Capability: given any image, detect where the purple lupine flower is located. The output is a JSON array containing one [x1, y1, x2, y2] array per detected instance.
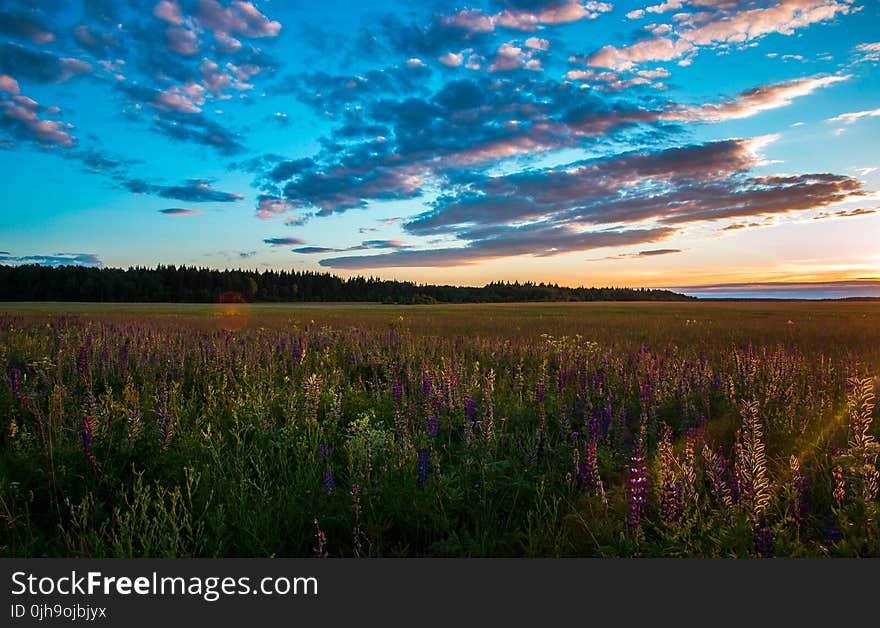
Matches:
[[464, 394, 476, 422], [788, 475, 810, 532], [753, 516, 774, 558], [392, 378, 403, 410], [10, 367, 22, 398], [821, 528, 842, 555], [535, 379, 545, 405], [417, 448, 431, 488], [729, 465, 741, 505], [569, 431, 580, 442], [588, 413, 601, 441], [557, 366, 566, 395], [119, 344, 129, 374], [627, 451, 648, 533], [575, 457, 588, 486], [323, 469, 335, 494], [77, 345, 89, 383], [421, 369, 432, 400], [426, 415, 439, 437]]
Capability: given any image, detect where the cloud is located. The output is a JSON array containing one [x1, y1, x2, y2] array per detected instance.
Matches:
[[291, 246, 337, 254], [813, 207, 876, 220], [256, 194, 295, 219], [0, 89, 75, 147], [439, 52, 465, 67], [156, 82, 206, 113], [587, 0, 854, 70], [125, 178, 243, 202], [151, 109, 245, 154], [672, 280, 880, 300], [73, 24, 122, 58], [292, 239, 411, 255], [406, 138, 772, 234], [341, 136, 867, 269], [827, 107, 880, 126], [0, 43, 92, 83], [488, 42, 543, 72], [197, 0, 282, 39], [0, 74, 19, 94], [524, 37, 549, 50], [159, 207, 205, 215], [720, 220, 770, 232], [165, 25, 200, 56], [264, 237, 307, 246], [154, 1, 184, 26], [596, 247, 684, 260], [0, 252, 104, 268], [274, 74, 682, 215], [853, 41, 880, 64], [447, 1, 613, 35], [637, 248, 682, 256], [666, 75, 850, 122], [319, 226, 674, 268], [0, 9, 55, 45], [72, 147, 135, 175]]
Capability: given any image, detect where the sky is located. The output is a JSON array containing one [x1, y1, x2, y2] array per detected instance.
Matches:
[[0, 0, 878, 298]]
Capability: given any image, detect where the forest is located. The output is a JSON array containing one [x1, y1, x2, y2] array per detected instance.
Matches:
[[0, 264, 694, 303]]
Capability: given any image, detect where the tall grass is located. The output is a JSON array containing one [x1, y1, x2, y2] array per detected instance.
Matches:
[[0, 302, 878, 556]]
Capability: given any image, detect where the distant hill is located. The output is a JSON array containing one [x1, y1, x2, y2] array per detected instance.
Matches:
[[0, 264, 695, 304]]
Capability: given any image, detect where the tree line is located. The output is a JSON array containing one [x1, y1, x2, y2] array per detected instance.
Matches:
[[0, 264, 695, 303]]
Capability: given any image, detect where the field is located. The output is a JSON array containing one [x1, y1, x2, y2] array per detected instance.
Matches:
[[1, 301, 878, 557]]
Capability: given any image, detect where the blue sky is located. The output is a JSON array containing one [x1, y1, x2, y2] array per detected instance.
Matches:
[[1, 0, 878, 297]]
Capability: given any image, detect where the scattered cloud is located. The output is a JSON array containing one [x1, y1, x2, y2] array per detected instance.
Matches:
[[125, 178, 244, 202], [0, 43, 92, 83], [264, 237, 307, 246], [159, 207, 206, 215], [587, 0, 855, 70], [813, 207, 876, 220], [0, 252, 104, 268], [666, 75, 849, 122], [827, 107, 880, 126], [0, 87, 75, 147]]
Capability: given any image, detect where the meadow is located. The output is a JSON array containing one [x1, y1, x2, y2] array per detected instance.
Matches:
[[1, 301, 878, 557]]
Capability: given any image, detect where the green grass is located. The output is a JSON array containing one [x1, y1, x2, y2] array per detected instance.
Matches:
[[1, 302, 878, 557]]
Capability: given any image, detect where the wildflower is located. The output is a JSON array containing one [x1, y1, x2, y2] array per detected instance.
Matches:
[[392, 378, 403, 410], [417, 447, 431, 487], [426, 414, 439, 438], [464, 394, 476, 422], [627, 449, 648, 533], [753, 516, 774, 558], [421, 369, 432, 401], [10, 367, 22, 399], [323, 469, 335, 494], [119, 344, 129, 375], [77, 345, 89, 384]]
